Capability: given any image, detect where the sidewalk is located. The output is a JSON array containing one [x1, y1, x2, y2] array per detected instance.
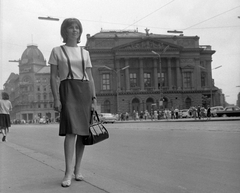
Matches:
[[1, 117, 239, 193], [115, 117, 240, 123], [0, 142, 109, 193]]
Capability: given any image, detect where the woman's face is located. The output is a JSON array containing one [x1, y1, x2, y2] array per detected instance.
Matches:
[[66, 23, 80, 42]]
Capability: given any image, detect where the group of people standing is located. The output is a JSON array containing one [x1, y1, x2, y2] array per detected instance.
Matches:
[[189, 105, 211, 120]]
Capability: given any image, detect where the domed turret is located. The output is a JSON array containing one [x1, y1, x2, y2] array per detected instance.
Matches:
[[20, 44, 46, 66]]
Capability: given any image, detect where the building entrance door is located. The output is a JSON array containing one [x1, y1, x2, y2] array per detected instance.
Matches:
[[132, 98, 140, 112]]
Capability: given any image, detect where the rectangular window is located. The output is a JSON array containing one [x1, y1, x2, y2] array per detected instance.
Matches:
[[144, 73, 151, 87], [183, 72, 192, 88], [43, 94, 47, 100], [43, 85, 47, 92], [130, 73, 137, 87], [201, 72, 206, 87], [157, 72, 165, 87], [37, 86, 40, 91], [102, 73, 110, 90], [37, 94, 41, 101]]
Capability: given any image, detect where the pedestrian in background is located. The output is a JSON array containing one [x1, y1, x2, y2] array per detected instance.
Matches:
[[207, 105, 211, 120], [49, 18, 97, 188], [197, 105, 201, 119], [171, 107, 175, 119], [0, 92, 12, 142], [200, 106, 206, 120]]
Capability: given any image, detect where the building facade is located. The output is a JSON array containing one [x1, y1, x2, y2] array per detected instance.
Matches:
[[86, 29, 221, 114]]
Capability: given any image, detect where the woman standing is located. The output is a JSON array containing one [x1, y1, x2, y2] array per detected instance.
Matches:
[[49, 18, 97, 187], [0, 92, 12, 142]]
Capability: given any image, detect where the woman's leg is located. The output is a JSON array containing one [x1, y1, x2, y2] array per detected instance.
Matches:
[[74, 135, 85, 177], [63, 134, 76, 180], [1, 127, 7, 141]]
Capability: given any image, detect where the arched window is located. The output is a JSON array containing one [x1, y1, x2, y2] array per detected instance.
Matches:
[[163, 97, 168, 109], [146, 98, 154, 112], [132, 98, 140, 112]]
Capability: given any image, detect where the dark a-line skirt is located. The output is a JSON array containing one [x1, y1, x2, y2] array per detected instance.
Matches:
[[0, 114, 11, 128], [59, 79, 92, 136]]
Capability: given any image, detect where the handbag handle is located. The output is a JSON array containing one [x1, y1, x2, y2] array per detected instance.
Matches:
[[90, 110, 101, 124]]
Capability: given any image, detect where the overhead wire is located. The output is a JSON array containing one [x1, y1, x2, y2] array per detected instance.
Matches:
[[3, 1, 240, 32], [122, 0, 176, 30], [183, 5, 240, 30]]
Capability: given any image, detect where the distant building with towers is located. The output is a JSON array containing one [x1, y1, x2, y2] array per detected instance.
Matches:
[[4, 44, 59, 122]]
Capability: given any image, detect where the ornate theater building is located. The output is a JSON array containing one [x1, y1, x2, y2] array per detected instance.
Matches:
[[86, 29, 222, 114]]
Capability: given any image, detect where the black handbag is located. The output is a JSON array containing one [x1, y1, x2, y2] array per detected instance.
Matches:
[[82, 111, 109, 145]]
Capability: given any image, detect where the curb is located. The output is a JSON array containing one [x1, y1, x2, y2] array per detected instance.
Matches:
[[114, 117, 240, 124]]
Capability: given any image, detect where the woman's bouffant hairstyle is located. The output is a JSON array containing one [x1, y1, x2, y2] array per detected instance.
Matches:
[[1, 92, 9, 100], [61, 18, 83, 43]]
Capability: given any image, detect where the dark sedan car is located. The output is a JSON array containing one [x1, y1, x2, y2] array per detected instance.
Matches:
[[216, 106, 240, 117]]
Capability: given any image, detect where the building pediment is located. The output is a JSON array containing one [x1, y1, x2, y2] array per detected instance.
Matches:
[[113, 38, 182, 51], [181, 64, 195, 69], [180, 58, 195, 69]]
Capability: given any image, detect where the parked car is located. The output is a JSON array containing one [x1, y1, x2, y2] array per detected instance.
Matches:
[[179, 109, 191, 118], [216, 106, 240, 117], [39, 118, 46, 124], [210, 106, 224, 117], [99, 113, 117, 123]]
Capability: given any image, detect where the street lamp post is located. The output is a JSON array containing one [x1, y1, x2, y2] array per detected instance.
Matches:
[[152, 46, 169, 109], [103, 65, 129, 113], [210, 65, 222, 107]]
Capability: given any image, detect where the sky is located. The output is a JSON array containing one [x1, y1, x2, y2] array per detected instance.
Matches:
[[1, 0, 240, 104]]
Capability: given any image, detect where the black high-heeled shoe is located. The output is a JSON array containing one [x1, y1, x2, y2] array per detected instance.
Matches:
[[2, 136, 6, 142]]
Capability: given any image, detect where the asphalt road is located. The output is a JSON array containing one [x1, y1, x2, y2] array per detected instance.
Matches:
[[3, 121, 240, 193]]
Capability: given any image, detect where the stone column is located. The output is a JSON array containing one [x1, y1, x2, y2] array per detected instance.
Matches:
[[125, 58, 130, 91], [139, 58, 144, 91], [167, 58, 172, 90], [194, 58, 201, 89], [115, 59, 120, 92], [206, 60, 212, 87], [176, 58, 181, 89], [153, 58, 158, 90]]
